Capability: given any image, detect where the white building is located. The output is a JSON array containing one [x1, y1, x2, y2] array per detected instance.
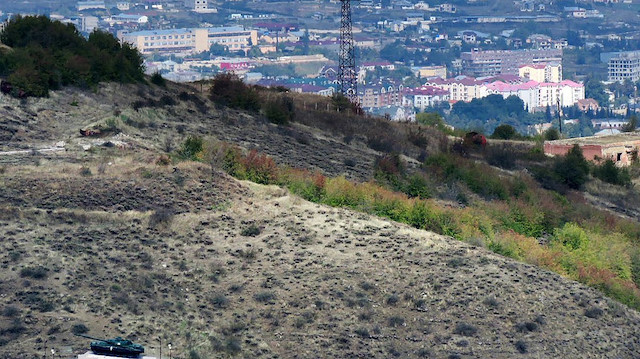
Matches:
[[77, 0, 106, 11], [184, 0, 216, 12], [483, 79, 584, 110], [110, 14, 148, 24], [608, 51, 640, 83], [403, 86, 450, 111], [116, 2, 130, 11]]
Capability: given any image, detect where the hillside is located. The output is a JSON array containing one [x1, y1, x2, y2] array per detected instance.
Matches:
[[1, 82, 640, 358]]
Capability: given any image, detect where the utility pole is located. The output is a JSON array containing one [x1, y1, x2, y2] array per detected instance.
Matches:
[[557, 98, 562, 135]]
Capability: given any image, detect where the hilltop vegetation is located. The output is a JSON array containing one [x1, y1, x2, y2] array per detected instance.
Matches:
[[0, 15, 144, 97]]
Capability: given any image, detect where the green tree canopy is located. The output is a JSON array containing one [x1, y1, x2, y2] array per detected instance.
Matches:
[[554, 144, 590, 189], [0, 15, 144, 97]]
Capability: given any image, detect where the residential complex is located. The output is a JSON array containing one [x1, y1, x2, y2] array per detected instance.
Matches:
[[483, 79, 584, 110], [357, 82, 404, 108], [424, 75, 584, 111], [460, 48, 563, 77], [519, 63, 562, 83], [120, 26, 257, 54], [402, 86, 450, 111], [607, 51, 640, 83]]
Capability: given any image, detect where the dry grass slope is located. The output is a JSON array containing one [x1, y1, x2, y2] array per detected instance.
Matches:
[[1, 82, 640, 358]]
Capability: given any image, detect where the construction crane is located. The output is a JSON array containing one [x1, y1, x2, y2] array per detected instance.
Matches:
[[338, 0, 358, 105]]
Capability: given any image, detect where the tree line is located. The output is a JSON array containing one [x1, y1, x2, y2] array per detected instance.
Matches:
[[0, 15, 145, 97]]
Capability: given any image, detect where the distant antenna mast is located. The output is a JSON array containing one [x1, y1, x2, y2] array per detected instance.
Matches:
[[338, 0, 358, 104]]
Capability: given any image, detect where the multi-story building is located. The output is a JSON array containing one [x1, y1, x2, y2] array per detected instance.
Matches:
[[413, 65, 447, 79], [424, 77, 482, 102], [460, 48, 562, 77], [77, 0, 106, 11], [184, 0, 208, 11], [519, 63, 562, 83], [357, 82, 404, 108], [483, 79, 584, 110], [402, 86, 450, 111], [608, 51, 640, 82], [116, 2, 130, 11], [110, 14, 148, 24], [121, 28, 210, 54], [207, 26, 257, 52], [120, 26, 257, 55]]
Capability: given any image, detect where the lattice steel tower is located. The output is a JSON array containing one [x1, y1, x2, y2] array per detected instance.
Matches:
[[338, 0, 358, 104]]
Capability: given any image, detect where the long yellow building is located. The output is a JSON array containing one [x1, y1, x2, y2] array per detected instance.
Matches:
[[120, 26, 257, 55]]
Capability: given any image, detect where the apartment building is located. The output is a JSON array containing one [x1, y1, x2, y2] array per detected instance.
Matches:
[[121, 26, 257, 54], [402, 86, 450, 111], [483, 79, 584, 110], [357, 82, 404, 108], [608, 51, 640, 82], [413, 65, 447, 79], [519, 63, 562, 83], [424, 77, 482, 102], [460, 48, 562, 77]]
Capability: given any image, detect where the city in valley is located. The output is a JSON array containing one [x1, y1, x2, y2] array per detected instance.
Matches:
[[3, 0, 640, 135]]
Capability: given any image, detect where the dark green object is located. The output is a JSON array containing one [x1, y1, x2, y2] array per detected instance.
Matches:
[[76, 334, 144, 358]]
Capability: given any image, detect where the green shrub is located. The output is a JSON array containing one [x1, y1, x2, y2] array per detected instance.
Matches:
[[209, 293, 229, 308], [487, 240, 518, 258], [491, 124, 518, 140], [264, 96, 294, 125], [593, 159, 631, 186], [554, 144, 590, 189], [240, 224, 261, 237], [209, 73, 260, 111], [453, 322, 477, 336], [544, 128, 560, 141], [150, 72, 166, 87], [20, 266, 48, 279], [553, 222, 588, 250], [178, 136, 203, 161], [254, 291, 276, 303], [374, 153, 405, 189], [79, 166, 92, 177], [632, 249, 640, 287], [404, 174, 432, 199], [71, 324, 89, 335], [502, 207, 544, 238], [0, 16, 144, 97]]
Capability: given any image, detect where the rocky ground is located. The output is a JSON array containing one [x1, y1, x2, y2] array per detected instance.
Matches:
[[1, 84, 640, 358]]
